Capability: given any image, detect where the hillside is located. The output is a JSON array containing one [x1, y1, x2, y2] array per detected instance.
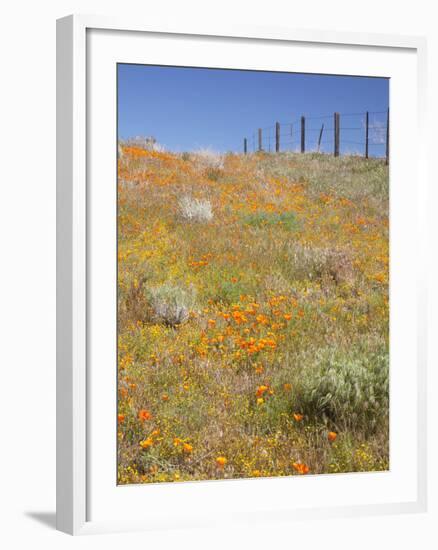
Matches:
[[117, 147, 389, 484]]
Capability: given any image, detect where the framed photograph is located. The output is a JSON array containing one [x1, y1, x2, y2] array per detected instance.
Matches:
[[57, 15, 427, 535]]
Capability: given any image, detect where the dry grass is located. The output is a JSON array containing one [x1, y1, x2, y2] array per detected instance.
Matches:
[[117, 147, 389, 484]]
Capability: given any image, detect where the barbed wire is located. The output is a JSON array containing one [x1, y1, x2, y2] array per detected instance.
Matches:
[[243, 109, 389, 160]]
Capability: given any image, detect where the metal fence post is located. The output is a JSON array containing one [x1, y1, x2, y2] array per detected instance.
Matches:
[[334, 112, 340, 157], [365, 111, 369, 159]]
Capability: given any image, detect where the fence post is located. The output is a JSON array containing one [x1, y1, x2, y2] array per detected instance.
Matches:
[[365, 111, 369, 159], [385, 108, 389, 165], [317, 123, 324, 152], [301, 116, 305, 153], [334, 112, 340, 157], [275, 122, 280, 153], [244, 138, 247, 155], [258, 128, 262, 152]]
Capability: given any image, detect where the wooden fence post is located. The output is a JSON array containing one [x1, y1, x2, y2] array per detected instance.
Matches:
[[301, 116, 305, 153], [275, 122, 280, 153], [258, 128, 262, 152], [334, 112, 340, 157], [365, 111, 369, 159], [317, 123, 324, 152], [244, 138, 247, 155], [385, 108, 389, 165]]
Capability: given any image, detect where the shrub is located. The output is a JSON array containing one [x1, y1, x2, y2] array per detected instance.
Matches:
[[147, 284, 196, 327], [296, 350, 389, 434], [178, 196, 213, 222], [205, 167, 222, 182], [242, 211, 299, 231], [213, 280, 248, 305], [285, 244, 352, 285], [125, 135, 165, 152], [192, 148, 224, 170], [118, 263, 154, 328]]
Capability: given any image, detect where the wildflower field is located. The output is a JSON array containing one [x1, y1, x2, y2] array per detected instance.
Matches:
[[117, 146, 389, 484]]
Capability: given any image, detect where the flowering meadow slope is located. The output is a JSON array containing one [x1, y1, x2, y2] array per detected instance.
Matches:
[[117, 147, 389, 484]]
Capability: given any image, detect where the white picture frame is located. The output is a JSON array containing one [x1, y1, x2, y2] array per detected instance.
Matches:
[[56, 14, 428, 535]]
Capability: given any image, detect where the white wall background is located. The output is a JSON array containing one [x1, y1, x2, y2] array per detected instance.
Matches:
[[0, 1, 436, 548]]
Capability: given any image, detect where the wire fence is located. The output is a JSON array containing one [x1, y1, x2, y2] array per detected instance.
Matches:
[[243, 110, 389, 164]]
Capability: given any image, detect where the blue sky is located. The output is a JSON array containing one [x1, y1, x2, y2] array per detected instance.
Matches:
[[118, 64, 389, 156]]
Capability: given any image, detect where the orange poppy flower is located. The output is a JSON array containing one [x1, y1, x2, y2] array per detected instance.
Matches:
[[161, 394, 169, 402], [139, 438, 154, 449], [293, 413, 304, 422], [183, 443, 193, 454], [283, 383, 292, 392], [256, 314, 268, 325], [292, 462, 310, 475], [328, 431, 337, 442], [256, 385, 269, 398], [138, 409, 152, 422], [283, 313, 292, 321], [117, 414, 125, 424], [216, 456, 227, 468]]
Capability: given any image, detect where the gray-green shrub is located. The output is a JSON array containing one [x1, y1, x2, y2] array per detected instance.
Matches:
[[146, 284, 196, 327], [296, 350, 389, 434]]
